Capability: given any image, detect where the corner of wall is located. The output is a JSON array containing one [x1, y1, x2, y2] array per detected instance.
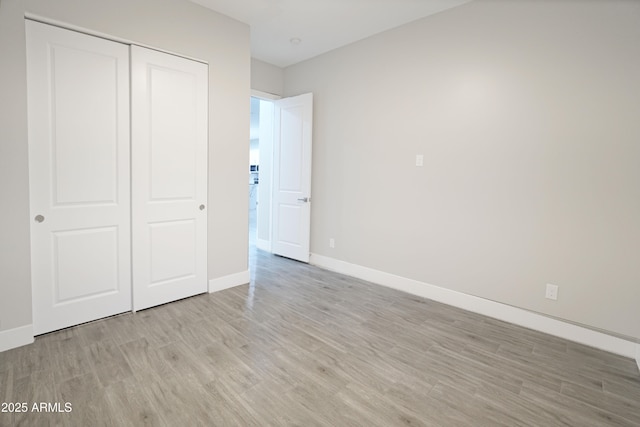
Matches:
[[0, 324, 34, 353], [208, 270, 250, 293], [250, 57, 284, 97]]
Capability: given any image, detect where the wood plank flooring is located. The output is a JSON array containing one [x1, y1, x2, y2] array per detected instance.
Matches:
[[1, 248, 639, 426]]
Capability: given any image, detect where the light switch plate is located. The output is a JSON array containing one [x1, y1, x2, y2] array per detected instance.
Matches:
[[545, 284, 558, 300]]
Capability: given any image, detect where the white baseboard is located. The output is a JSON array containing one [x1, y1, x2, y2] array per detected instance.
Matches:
[[0, 324, 34, 353], [310, 253, 638, 359], [208, 270, 250, 293]]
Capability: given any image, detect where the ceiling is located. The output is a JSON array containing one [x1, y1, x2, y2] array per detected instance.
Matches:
[[190, 0, 472, 68]]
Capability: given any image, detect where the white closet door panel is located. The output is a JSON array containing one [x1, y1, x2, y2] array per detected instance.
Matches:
[[131, 46, 208, 311], [149, 220, 197, 284], [52, 46, 120, 205], [54, 227, 120, 301], [27, 21, 132, 335], [149, 68, 198, 200]]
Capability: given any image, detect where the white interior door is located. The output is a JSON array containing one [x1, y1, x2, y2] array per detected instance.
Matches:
[[131, 46, 208, 311], [27, 21, 132, 335], [272, 93, 313, 262]]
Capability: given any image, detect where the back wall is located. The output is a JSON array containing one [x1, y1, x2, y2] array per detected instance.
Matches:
[[284, 0, 640, 340]]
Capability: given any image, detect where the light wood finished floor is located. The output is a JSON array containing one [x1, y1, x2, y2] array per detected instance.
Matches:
[[1, 249, 639, 426]]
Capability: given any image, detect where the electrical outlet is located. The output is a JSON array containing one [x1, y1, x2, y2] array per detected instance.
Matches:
[[545, 284, 558, 300], [415, 154, 424, 167], [329, 238, 335, 248]]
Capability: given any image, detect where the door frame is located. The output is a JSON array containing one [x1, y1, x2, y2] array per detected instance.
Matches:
[[250, 90, 281, 253]]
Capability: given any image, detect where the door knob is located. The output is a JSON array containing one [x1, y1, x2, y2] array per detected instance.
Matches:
[[35, 214, 45, 223], [297, 197, 309, 203], [199, 204, 206, 211]]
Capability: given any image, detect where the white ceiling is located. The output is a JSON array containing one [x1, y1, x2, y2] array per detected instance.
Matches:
[[190, 0, 472, 67]]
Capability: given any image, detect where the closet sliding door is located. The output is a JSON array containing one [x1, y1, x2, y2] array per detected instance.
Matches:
[[27, 21, 132, 335], [131, 46, 208, 311], [27, 22, 208, 334]]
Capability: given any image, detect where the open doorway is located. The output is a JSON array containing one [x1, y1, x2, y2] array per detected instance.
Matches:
[[249, 94, 277, 253], [249, 97, 260, 248], [249, 92, 314, 262]]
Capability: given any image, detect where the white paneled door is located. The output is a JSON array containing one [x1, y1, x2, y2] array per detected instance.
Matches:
[[131, 46, 208, 311], [27, 22, 209, 333], [27, 21, 132, 334], [272, 93, 313, 262]]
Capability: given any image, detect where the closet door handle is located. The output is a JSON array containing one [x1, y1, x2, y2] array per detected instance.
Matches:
[[199, 204, 206, 211], [34, 214, 45, 223]]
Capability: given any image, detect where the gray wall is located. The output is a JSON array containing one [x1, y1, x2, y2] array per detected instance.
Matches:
[[284, 0, 640, 339], [251, 58, 285, 96], [0, 0, 250, 334]]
